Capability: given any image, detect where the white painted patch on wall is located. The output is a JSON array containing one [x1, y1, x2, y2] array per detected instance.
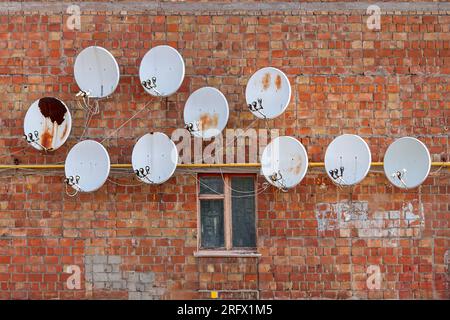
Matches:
[[315, 200, 424, 238], [402, 202, 424, 227], [315, 200, 368, 232]]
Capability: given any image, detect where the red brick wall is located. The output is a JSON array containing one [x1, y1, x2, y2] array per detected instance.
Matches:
[[0, 2, 448, 299]]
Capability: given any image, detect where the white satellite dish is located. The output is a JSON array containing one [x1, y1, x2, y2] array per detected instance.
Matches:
[[64, 140, 110, 192], [23, 97, 72, 151], [139, 45, 185, 97], [74, 46, 120, 98], [245, 67, 291, 119], [261, 136, 308, 190], [383, 137, 431, 189], [325, 134, 371, 186], [131, 132, 178, 184], [183, 87, 229, 139]]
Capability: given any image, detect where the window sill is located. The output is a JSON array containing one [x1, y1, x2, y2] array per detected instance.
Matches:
[[194, 250, 261, 258]]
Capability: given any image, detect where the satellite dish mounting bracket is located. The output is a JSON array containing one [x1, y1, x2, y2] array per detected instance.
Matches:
[[392, 168, 408, 188], [141, 76, 161, 96], [76, 90, 100, 115], [65, 175, 81, 186], [270, 170, 288, 192], [64, 175, 82, 196], [134, 166, 153, 183], [248, 98, 266, 119], [329, 166, 344, 180], [76, 90, 91, 98], [24, 130, 39, 144], [329, 166, 348, 185], [23, 131, 52, 152], [185, 122, 200, 134]]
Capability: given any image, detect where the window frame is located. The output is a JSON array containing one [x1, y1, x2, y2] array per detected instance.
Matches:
[[195, 173, 259, 257]]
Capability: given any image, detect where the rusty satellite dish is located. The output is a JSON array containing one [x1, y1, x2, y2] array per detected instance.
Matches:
[[139, 45, 185, 97], [383, 137, 431, 189], [245, 67, 291, 119], [261, 136, 308, 190], [64, 140, 110, 192], [23, 97, 72, 152], [325, 134, 371, 186], [183, 87, 229, 139], [131, 132, 178, 184], [74, 46, 120, 98]]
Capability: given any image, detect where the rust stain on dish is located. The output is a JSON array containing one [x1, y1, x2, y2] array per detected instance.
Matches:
[[262, 73, 271, 90], [38, 97, 67, 125], [199, 113, 219, 131], [40, 130, 53, 150], [61, 122, 68, 140], [289, 155, 302, 175], [275, 75, 282, 90], [37, 97, 68, 150]]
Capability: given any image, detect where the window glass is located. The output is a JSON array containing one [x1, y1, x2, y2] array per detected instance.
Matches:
[[199, 177, 224, 195], [231, 177, 256, 248], [200, 199, 224, 248]]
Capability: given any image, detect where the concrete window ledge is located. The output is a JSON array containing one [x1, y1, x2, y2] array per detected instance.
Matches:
[[194, 251, 261, 258]]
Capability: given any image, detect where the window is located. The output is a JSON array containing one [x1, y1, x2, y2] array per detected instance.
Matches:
[[197, 174, 257, 253]]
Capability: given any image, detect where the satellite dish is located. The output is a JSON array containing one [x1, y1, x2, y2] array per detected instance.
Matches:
[[139, 45, 185, 97], [261, 136, 308, 190], [23, 97, 72, 151], [325, 134, 371, 186], [383, 137, 431, 189], [245, 67, 291, 119], [183, 87, 229, 139], [64, 140, 110, 192], [131, 132, 178, 184], [74, 46, 120, 98]]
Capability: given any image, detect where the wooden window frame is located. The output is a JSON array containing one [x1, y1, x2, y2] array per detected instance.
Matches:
[[195, 173, 260, 258]]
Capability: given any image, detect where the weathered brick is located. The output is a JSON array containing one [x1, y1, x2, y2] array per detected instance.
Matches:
[[0, 1, 448, 302]]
